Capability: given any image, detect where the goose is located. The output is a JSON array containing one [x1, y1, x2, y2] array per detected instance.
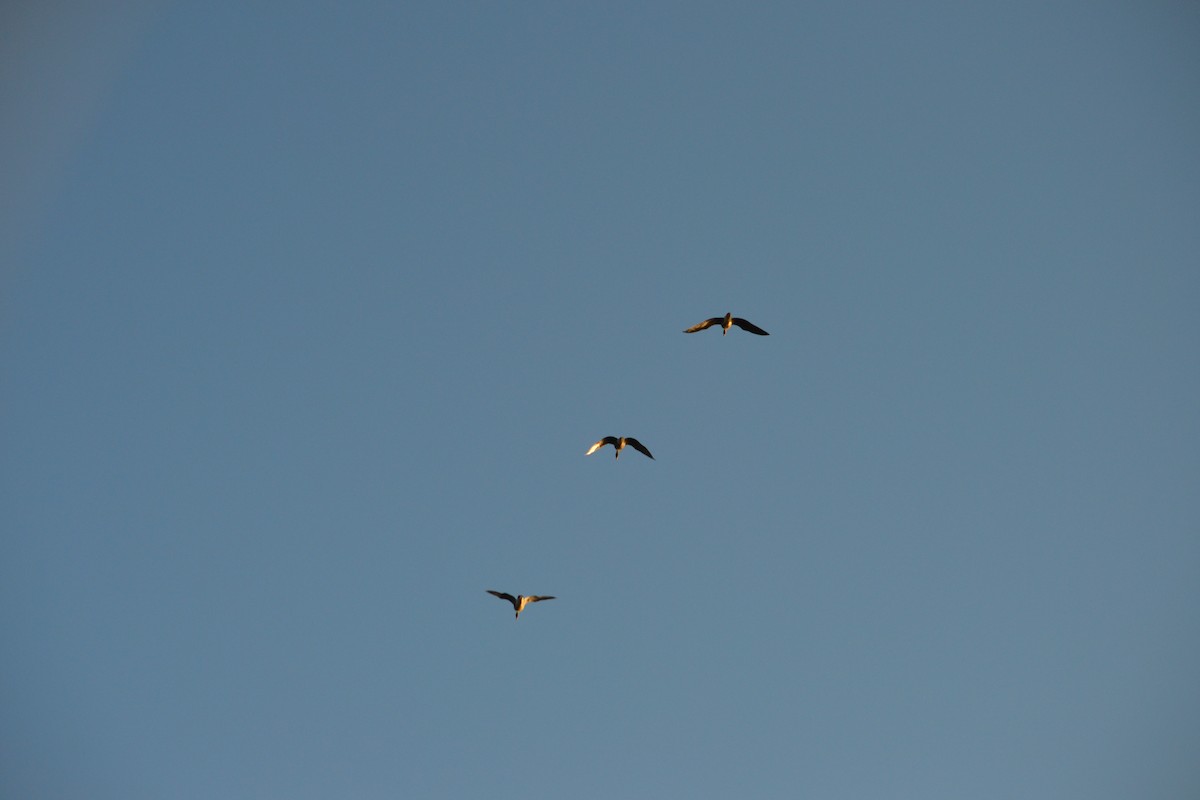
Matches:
[[585, 436, 654, 460], [487, 590, 556, 620], [683, 312, 769, 336]]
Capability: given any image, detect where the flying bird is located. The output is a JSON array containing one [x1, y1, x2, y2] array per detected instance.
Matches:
[[682, 312, 769, 336], [487, 590, 556, 620], [585, 436, 655, 460]]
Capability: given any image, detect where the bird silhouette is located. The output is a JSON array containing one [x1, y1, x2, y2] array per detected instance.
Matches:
[[487, 590, 556, 620], [683, 312, 769, 336], [585, 436, 654, 460]]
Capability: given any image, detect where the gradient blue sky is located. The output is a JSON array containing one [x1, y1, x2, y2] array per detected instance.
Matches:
[[3, 2, 1199, 798]]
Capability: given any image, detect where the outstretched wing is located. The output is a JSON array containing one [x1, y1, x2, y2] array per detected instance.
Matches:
[[624, 437, 655, 460], [586, 436, 619, 455], [527, 595, 556, 603], [731, 317, 769, 336], [487, 590, 518, 609], [683, 317, 722, 334]]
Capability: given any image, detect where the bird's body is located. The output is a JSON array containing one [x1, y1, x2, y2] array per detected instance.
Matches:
[[683, 312, 769, 336], [585, 435, 654, 460], [487, 590, 556, 620]]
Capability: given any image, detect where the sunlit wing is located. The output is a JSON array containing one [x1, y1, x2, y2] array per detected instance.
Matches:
[[586, 437, 619, 455], [624, 437, 655, 460], [682, 317, 722, 333], [528, 595, 556, 603], [731, 317, 769, 336]]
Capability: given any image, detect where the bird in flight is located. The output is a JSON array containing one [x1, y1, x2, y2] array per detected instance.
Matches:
[[585, 436, 655, 460], [683, 312, 769, 336], [487, 590, 556, 620]]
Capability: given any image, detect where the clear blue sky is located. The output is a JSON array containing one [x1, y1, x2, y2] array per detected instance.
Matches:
[[3, 2, 1198, 798]]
